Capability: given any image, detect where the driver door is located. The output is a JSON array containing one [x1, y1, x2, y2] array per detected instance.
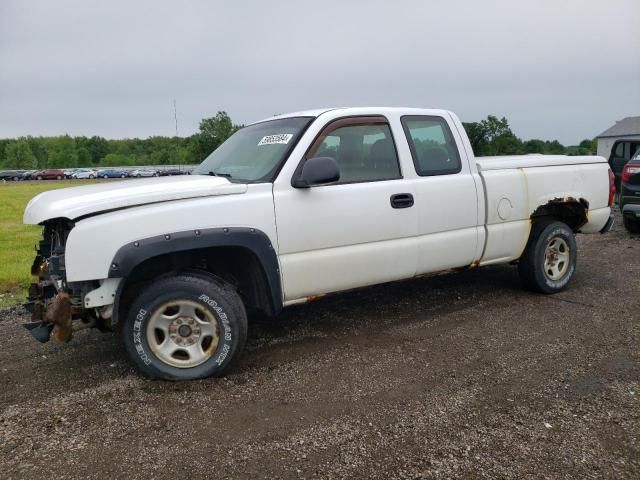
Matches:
[[273, 116, 418, 302]]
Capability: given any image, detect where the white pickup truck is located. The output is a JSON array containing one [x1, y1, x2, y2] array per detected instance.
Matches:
[[23, 107, 615, 379]]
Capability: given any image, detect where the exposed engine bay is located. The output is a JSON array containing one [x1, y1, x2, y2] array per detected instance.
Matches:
[[24, 219, 110, 343]]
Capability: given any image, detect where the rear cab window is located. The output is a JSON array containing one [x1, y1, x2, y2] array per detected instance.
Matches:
[[401, 116, 462, 176]]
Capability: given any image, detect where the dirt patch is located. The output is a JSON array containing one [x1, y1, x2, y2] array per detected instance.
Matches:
[[0, 209, 638, 479]]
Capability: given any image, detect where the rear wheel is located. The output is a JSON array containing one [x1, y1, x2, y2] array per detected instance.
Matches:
[[36, 175, 42, 180], [122, 273, 247, 380], [623, 216, 640, 234], [518, 221, 577, 293]]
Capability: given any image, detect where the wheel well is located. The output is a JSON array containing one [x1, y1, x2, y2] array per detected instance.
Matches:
[[530, 197, 589, 232], [115, 246, 277, 325]]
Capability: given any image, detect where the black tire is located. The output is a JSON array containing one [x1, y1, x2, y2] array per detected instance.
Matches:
[[103, 175, 108, 179], [518, 221, 577, 294], [623, 216, 640, 234], [36, 175, 42, 180], [12, 176, 19, 181], [122, 273, 247, 380]]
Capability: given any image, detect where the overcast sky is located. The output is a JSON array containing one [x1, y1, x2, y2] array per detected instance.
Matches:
[[1, 0, 639, 144]]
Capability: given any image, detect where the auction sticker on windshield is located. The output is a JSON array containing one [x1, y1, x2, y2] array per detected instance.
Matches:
[[258, 134, 293, 146]]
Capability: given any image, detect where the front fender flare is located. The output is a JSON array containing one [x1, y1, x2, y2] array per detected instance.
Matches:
[[108, 227, 282, 314]]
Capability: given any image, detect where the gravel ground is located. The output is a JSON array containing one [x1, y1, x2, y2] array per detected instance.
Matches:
[[0, 210, 638, 479]]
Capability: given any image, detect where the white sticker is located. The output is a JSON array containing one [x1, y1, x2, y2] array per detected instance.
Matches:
[[258, 134, 293, 146]]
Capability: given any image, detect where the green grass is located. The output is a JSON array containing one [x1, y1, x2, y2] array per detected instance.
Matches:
[[0, 180, 98, 307]]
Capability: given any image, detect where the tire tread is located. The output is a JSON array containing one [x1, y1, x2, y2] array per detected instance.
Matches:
[[122, 272, 247, 380]]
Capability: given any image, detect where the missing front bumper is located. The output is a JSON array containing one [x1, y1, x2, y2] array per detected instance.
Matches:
[[23, 290, 73, 343]]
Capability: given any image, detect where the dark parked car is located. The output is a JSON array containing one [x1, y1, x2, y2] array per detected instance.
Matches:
[[158, 167, 187, 176], [620, 153, 640, 233], [35, 169, 65, 180], [0, 170, 24, 181], [22, 170, 38, 180], [97, 168, 128, 178], [608, 139, 640, 191]]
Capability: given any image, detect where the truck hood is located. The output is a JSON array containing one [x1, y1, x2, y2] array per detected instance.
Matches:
[[24, 175, 247, 224]]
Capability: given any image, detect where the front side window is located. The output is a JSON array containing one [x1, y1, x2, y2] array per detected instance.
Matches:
[[306, 117, 401, 184], [401, 116, 462, 176], [193, 117, 313, 182]]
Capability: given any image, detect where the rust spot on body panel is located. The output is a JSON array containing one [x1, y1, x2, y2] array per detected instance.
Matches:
[[530, 197, 589, 231], [46, 292, 73, 342], [304, 294, 326, 303]]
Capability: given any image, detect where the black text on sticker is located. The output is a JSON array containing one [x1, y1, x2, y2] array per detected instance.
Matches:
[[258, 134, 293, 146]]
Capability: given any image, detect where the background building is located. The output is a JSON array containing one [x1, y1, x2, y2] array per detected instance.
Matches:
[[596, 116, 640, 158]]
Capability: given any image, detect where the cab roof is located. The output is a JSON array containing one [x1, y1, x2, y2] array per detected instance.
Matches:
[[253, 107, 453, 125]]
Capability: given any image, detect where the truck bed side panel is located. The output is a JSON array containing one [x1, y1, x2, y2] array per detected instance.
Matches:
[[479, 162, 610, 265]]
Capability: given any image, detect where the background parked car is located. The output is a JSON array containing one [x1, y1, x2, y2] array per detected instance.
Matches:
[[97, 168, 128, 178], [158, 167, 187, 176], [0, 170, 24, 181], [620, 152, 640, 233], [72, 168, 97, 179], [21, 170, 38, 180], [130, 168, 159, 177], [608, 139, 640, 192], [63, 169, 77, 179], [35, 169, 65, 180]]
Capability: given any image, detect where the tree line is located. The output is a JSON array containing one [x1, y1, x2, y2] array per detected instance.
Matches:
[[0, 111, 242, 170], [0, 112, 595, 170], [462, 116, 595, 157]]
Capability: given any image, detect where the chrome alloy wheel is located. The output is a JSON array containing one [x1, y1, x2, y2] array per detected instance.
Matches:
[[146, 300, 220, 368], [544, 236, 570, 281]]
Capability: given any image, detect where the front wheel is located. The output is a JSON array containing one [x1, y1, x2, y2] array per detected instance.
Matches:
[[122, 273, 247, 380], [518, 221, 577, 293]]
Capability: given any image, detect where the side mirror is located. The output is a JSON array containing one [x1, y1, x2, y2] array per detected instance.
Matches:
[[293, 157, 340, 188]]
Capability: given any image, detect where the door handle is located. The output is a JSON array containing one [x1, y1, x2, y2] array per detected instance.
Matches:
[[390, 193, 414, 209]]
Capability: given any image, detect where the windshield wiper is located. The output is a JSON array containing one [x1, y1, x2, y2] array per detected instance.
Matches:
[[208, 170, 232, 178]]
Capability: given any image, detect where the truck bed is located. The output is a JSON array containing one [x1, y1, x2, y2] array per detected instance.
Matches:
[[476, 155, 611, 266]]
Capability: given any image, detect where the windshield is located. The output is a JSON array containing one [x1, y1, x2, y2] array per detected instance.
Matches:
[[193, 117, 313, 182]]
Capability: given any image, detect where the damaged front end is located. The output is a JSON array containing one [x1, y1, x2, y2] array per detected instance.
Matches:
[[23, 219, 109, 343]]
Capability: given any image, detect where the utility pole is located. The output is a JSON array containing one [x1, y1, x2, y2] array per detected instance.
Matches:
[[173, 99, 178, 137]]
